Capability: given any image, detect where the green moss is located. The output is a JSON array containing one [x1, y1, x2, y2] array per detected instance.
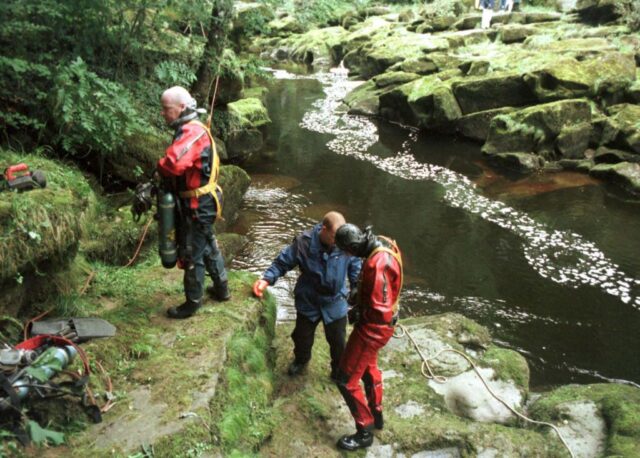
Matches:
[[481, 346, 530, 394], [0, 149, 97, 286], [227, 98, 271, 130], [530, 383, 640, 456]]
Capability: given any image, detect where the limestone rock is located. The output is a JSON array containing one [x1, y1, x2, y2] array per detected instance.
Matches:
[[590, 162, 640, 194], [457, 107, 516, 142], [555, 122, 592, 159], [452, 73, 536, 115], [483, 99, 592, 157], [524, 52, 636, 103], [575, 0, 633, 24], [606, 103, 640, 154]]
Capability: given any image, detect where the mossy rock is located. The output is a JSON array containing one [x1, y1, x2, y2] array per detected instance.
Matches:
[[267, 15, 305, 36], [0, 151, 96, 288], [456, 107, 516, 142], [575, 0, 633, 24], [82, 200, 156, 266], [278, 26, 348, 66], [606, 103, 640, 154], [523, 52, 636, 103], [216, 165, 251, 232], [343, 80, 384, 116], [215, 48, 246, 105], [483, 99, 592, 156], [484, 151, 546, 173], [373, 71, 421, 89], [529, 383, 640, 456], [555, 122, 592, 159], [498, 24, 539, 44], [109, 130, 166, 184], [227, 97, 271, 130], [590, 162, 640, 194], [452, 72, 537, 115]]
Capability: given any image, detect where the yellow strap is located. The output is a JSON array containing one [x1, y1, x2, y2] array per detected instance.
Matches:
[[178, 120, 223, 219], [366, 236, 403, 314]]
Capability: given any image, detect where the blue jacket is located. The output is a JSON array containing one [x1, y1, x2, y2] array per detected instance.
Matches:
[[262, 223, 362, 324]]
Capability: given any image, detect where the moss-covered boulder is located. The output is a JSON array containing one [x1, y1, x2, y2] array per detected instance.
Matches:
[[456, 107, 516, 142], [483, 99, 592, 158], [267, 15, 305, 36], [593, 146, 640, 164], [606, 104, 640, 154], [498, 24, 539, 44], [575, 0, 633, 24], [343, 80, 385, 116], [227, 97, 271, 130], [452, 73, 536, 115], [225, 97, 271, 162], [0, 151, 97, 314], [523, 52, 636, 103], [485, 152, 546, 173], [373, 71, 421, 89], [108, 130, 166, 184], [407, 76, 462, 128], [590, 162, 640, 194], [216, 164, 251, 232], [529, 383, 640, 457], [274, 26, 348, 66]]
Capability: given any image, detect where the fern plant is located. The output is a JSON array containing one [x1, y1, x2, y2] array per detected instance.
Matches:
[[53, 57, 146, 157]]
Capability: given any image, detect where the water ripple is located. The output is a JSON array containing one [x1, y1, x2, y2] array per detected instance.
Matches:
[[299, 70, 640, 309]]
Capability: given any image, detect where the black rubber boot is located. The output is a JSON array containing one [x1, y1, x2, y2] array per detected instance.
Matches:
[[166, 299, 201, 319], [337, 429, 373, 451], [287, 360, 307, 377], [373, 410, 384, 430], [207, 281, 231, 301]]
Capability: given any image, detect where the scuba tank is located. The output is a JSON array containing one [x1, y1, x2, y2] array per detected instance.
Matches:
[[157, 190, 177, 268]]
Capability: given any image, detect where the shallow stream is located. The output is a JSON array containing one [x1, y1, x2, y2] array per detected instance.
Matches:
[[231, 67, 640, 388]]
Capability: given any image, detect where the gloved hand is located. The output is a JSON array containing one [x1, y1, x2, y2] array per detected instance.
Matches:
[[348, 306, 360, 325], [252, 279, 269, 298], [347, 287, 358, 306]]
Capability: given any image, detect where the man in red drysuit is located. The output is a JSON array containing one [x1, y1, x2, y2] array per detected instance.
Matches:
[[333, 224, 403, 451], [157, 86, 229, 319]]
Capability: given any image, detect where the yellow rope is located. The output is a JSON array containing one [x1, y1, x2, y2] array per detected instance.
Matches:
[[395, 324, 575, 458]]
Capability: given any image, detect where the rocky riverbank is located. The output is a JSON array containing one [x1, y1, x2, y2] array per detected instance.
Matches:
[[252, 1, 640, 195]]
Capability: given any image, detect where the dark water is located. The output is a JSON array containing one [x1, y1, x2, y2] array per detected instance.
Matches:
[[231, 69, 640, 388]]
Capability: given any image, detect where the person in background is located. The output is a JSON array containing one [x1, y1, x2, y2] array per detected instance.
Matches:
[[476, 0, 495, 28], [333, 224, 403, 451], [252, 212, 361, 379], [157, 86, 230, 319]]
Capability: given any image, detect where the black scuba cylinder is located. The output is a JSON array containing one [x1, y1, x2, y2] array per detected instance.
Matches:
[[158, 190, 177, 268]]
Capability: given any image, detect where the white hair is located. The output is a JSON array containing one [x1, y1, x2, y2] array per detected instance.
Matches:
[[162, 86, 196, 109]]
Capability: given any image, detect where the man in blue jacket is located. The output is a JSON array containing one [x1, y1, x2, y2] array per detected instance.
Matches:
[[252, 212, 361, 379]]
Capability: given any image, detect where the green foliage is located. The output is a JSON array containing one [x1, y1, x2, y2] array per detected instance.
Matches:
[[290, 0, 371, 27], [628, 0, 640, 32], [53, 57, 146, 157], [154, 60, 198, 87]]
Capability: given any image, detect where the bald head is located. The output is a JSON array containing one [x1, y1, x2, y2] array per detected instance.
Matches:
[[162, 86, 193, 105], [160, 86, 195, 125], [319, 211, 346, 247]]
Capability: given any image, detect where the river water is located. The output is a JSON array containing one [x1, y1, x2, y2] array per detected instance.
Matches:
[[230, 68, 640, 388]]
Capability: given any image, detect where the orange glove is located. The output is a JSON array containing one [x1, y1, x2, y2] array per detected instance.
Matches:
[[253, 279, 269, 298]]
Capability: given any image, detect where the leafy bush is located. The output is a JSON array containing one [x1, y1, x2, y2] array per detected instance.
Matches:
[[153, 61, 198, 87], [53, 58, 146, 157]]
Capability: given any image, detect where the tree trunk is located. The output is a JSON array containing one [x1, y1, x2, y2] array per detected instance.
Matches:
[[192, 0, 233, 105]]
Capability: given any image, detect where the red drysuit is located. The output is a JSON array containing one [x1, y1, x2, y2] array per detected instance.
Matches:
[[337, 237, 402, 431]]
